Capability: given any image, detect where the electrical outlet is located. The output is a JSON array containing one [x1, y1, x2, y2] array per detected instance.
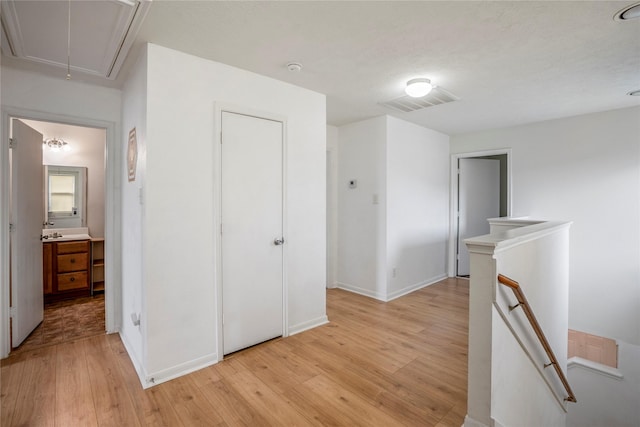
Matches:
[[131, 312, 141, 326]]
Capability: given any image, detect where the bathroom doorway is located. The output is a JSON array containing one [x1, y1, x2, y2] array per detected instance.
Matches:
[[10, 117, 107, 351]]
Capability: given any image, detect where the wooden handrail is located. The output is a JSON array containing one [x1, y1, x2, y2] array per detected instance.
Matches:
[[497, 274, 577, 403]]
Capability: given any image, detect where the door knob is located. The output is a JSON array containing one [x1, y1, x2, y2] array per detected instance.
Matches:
[[274, 238, 285, 246]]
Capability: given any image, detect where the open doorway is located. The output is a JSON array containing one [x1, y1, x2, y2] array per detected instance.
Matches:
[[9, 117, 106, 353], [450, 150, 510, 278]]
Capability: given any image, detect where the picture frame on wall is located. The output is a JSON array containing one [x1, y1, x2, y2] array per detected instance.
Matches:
[[128, 127, 137, 182]]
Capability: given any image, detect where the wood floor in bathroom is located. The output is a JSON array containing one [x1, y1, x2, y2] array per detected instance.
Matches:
[[13, 294, 105, 353]]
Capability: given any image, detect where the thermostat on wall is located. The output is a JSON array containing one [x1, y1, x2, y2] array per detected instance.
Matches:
[[349, 179, 357, 189]]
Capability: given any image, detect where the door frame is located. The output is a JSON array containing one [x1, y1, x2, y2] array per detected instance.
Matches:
[[0, 106, 121, 358], [448, 149, 512, 278], [214, 104, 288, 361]]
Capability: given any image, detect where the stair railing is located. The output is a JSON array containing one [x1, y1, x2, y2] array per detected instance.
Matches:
[[497, 274, 577, 403]]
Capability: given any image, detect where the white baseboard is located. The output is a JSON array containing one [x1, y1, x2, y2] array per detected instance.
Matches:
[[335, 282, 387, 301], [463, 414, 490, 427], [386, 274, 448, 301], [142, 352, 218, 389], [337, 274, 448, 302], [289, 315, 329, 336]]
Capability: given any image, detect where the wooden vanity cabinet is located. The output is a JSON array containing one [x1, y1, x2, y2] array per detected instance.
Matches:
[[43, 240, 91, 302], [43, 242, 54, 295]]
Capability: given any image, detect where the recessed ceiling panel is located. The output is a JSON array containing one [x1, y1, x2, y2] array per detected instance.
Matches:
[[1, 0, 150, 79]]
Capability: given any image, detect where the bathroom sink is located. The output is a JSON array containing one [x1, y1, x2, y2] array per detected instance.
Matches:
[[42, 233, 91, 242], [42, 227, 91, 242]]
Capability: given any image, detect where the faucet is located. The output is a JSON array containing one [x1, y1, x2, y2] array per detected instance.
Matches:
[[42, 232, 63, 240]]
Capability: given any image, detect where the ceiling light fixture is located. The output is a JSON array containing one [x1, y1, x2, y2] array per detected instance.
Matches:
[[405, 78, 433, 98], [44, 138, 71, 152], [628, 89, 640, 96], [614, 2, 640, 20]]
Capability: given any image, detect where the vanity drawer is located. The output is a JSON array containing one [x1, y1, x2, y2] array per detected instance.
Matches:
[[56, 240, 90, 255], [57, 272, 88, 291], [57, 253, 89, 273]]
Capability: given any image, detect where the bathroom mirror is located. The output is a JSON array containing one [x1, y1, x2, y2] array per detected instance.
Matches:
[[43, 165, 87, 229]]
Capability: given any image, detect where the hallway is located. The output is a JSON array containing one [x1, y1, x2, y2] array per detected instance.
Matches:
[[2, 278, 468, 426]]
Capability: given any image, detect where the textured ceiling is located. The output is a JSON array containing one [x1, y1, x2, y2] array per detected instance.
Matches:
[[3, 1, 640, 135]]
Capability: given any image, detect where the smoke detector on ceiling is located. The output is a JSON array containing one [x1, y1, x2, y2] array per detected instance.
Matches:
[[286, 62, 303, 72]]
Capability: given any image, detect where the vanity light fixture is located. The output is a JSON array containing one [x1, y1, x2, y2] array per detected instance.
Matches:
[[44, 137, 71, 152], [405, 78, 433, 98], [614, 2, 640, 20]]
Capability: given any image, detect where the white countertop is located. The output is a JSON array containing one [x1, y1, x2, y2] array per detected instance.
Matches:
[[42, 227, 91, 242], [42, 234, 92, 242]]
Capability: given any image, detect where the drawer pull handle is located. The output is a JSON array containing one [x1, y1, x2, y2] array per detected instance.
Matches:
[[70, 277, 75, 282], [70, 258, 75, 263]]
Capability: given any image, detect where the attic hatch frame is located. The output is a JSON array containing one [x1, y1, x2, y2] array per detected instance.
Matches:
[[0, 0, 152, 80]]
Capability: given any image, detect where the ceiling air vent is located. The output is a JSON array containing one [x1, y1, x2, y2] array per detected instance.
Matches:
[[380, 86, 460, 113]]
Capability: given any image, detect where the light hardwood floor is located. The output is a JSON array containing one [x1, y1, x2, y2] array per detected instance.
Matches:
[[1, 278, 469, 426]]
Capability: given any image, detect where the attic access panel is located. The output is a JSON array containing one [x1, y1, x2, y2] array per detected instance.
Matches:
[[1, 0, 150, 80]]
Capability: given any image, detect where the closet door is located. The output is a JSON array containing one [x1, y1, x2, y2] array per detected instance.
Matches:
[[221, 111, 284, 355]]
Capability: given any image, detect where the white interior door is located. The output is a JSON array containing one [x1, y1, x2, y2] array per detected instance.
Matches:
[[11, 119, 44, 347], [221, 111, 283, 355], [457, 158, 500, 276]]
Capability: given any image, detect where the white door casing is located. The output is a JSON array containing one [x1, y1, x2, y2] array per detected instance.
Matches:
[[10, 119, 44, 347], [221, 111, 284, 355], [1, 108, 118, 359], [457, 158, 500, 276]]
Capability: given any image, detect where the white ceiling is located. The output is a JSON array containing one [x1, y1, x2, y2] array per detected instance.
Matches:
[[2, 1, 640, 135]]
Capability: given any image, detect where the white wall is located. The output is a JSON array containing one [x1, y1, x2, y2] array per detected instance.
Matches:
[[336, 115, 450, 301], [337, 116, 388, 299], [326, 125, 339, 288], [1, 67, 121, 123], [568, 342, 640, 427], [132, 44, 326, 383], [119, 48, 147, 384], [451, 106, 640, 346], [386, 116, 449, 299], [24, 120, 106, 237]]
